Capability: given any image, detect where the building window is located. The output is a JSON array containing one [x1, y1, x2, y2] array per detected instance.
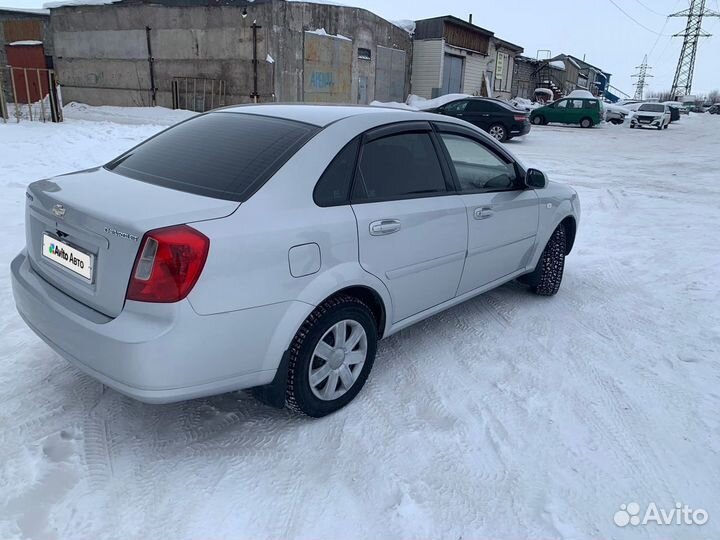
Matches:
[[358, 48, 371, 61]]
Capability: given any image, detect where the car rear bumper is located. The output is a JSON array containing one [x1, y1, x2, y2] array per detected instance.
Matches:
[[510, 122, 531, 137], [11, 250, 300, 403]]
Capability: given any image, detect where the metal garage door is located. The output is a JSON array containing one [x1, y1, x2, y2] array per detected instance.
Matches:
[[375, 46, 406, 103], [442, 53, 464, 95]]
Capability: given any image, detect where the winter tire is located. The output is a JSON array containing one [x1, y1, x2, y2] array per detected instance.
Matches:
[[532, 115, 545, 126], [488, 124, 508, 142], [580, 117, 593, 128], [521, 225, 567, 296], [285, 296, 377, 417]]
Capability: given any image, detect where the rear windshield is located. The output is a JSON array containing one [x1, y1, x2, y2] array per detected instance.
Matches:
[[106, 112, 320, 202], [639, 104, 665, 113]]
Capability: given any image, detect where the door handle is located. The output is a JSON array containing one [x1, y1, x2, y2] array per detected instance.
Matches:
[[369, 219, 401, 236], [473, 207, 494, 220]]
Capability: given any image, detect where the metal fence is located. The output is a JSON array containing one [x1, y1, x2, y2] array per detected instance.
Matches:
[[171, 77, 226, 113], [1, 66, 63, 123]]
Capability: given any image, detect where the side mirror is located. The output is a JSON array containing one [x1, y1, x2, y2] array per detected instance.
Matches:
[[525, 168, 547, 189]]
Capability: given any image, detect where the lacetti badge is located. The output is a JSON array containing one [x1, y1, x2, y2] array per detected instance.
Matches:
[[48, 243, 86, 271]]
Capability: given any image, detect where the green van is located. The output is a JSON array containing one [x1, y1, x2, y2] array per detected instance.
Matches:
[[530, 98, 603, 128]]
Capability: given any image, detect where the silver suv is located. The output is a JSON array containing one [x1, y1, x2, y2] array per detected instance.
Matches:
[[11, 105, 580, 417]]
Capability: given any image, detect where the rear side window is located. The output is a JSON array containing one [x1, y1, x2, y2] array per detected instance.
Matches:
[[313, 137, 360, 207], [585, 100, 599, 109], [106, 113, 320, 202], [467, 100, 500, 113], [353, 133, 447, 202]]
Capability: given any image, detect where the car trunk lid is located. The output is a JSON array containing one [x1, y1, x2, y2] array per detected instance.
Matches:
[[25, 167, 239, 318]]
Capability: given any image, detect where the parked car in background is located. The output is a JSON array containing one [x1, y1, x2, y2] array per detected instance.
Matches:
[[662, 101, 690, 116], [630, 103, 672, 130], [11, 105, 580, 417], [530, 97, 603, 128], [709, 104, 720, 115], [604, 103, 631, 125], [428, 97, 531, 142]]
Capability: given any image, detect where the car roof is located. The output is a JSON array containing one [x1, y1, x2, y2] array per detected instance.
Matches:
[[216, 103, 418, 127]]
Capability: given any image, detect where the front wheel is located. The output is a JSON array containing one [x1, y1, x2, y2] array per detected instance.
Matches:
[[285, 296, 378, 417], [520, 225, 567, 296]]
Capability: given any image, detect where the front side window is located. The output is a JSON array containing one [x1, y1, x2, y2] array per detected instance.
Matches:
[[555, 100, 568, 109], [353, 133, 447, 201], [439, 133, 518, 192]]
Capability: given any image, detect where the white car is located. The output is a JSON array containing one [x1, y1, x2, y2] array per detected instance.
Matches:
[[630, 103, 672, 130], [11, 105, 581, 417]]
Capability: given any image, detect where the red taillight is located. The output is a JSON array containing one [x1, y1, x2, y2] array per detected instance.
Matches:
[[514, 114, 528, 122], [126, 225, 209, 303]]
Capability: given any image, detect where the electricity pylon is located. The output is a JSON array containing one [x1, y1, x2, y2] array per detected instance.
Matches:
[[632, 55, 653, 100], [669, 0, 720, 98]]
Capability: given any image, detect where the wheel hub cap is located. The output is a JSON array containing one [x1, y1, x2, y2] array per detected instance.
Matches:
[[308, 319, 368, 401]]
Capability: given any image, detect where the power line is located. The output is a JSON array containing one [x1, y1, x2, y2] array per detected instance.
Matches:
[[632, 0, 670, 17], [606, 0, 672, 35]]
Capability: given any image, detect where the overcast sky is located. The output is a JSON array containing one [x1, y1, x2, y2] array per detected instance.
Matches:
[[3, 0, 719, 96]]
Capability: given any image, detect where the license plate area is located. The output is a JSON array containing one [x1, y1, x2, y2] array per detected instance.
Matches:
[[41, 233, 94, 282]]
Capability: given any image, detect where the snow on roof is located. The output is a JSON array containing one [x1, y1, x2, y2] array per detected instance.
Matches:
[[567, 89, 596, 99], [534, 88, 554, 97], [305, 28, 351, 40], [391, 19, 416, 34], [0, 6, 50, 15], [9, 40, 43, 46], [43, 0, 120, 8], [549, 60, 565, 70]]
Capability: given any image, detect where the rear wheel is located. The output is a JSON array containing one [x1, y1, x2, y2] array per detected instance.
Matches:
[[580, 117, 593, 128], [488, 124, 507, 142], [520, 225, 567, 296], [285, 296, 377, 417]]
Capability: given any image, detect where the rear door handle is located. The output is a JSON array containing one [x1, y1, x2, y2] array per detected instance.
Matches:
[[369, 219, 401, 236], [473, 207, 494, 220]]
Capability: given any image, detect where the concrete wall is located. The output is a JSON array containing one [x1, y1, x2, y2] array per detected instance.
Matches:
[[49, 0, 412, 108], [410, 39, 443, 99]]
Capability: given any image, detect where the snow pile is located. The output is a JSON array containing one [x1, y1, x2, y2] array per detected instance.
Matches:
[[1, 107, 720, 539], [305, 28, 351, 41], [407, 93, 472, 110], [62, 101, 196, 125], [534, 88, 554, 99], [510, 97, 542, 111]]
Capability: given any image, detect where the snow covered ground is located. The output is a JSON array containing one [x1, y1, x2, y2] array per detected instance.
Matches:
[[1, 107, 719, 539]]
